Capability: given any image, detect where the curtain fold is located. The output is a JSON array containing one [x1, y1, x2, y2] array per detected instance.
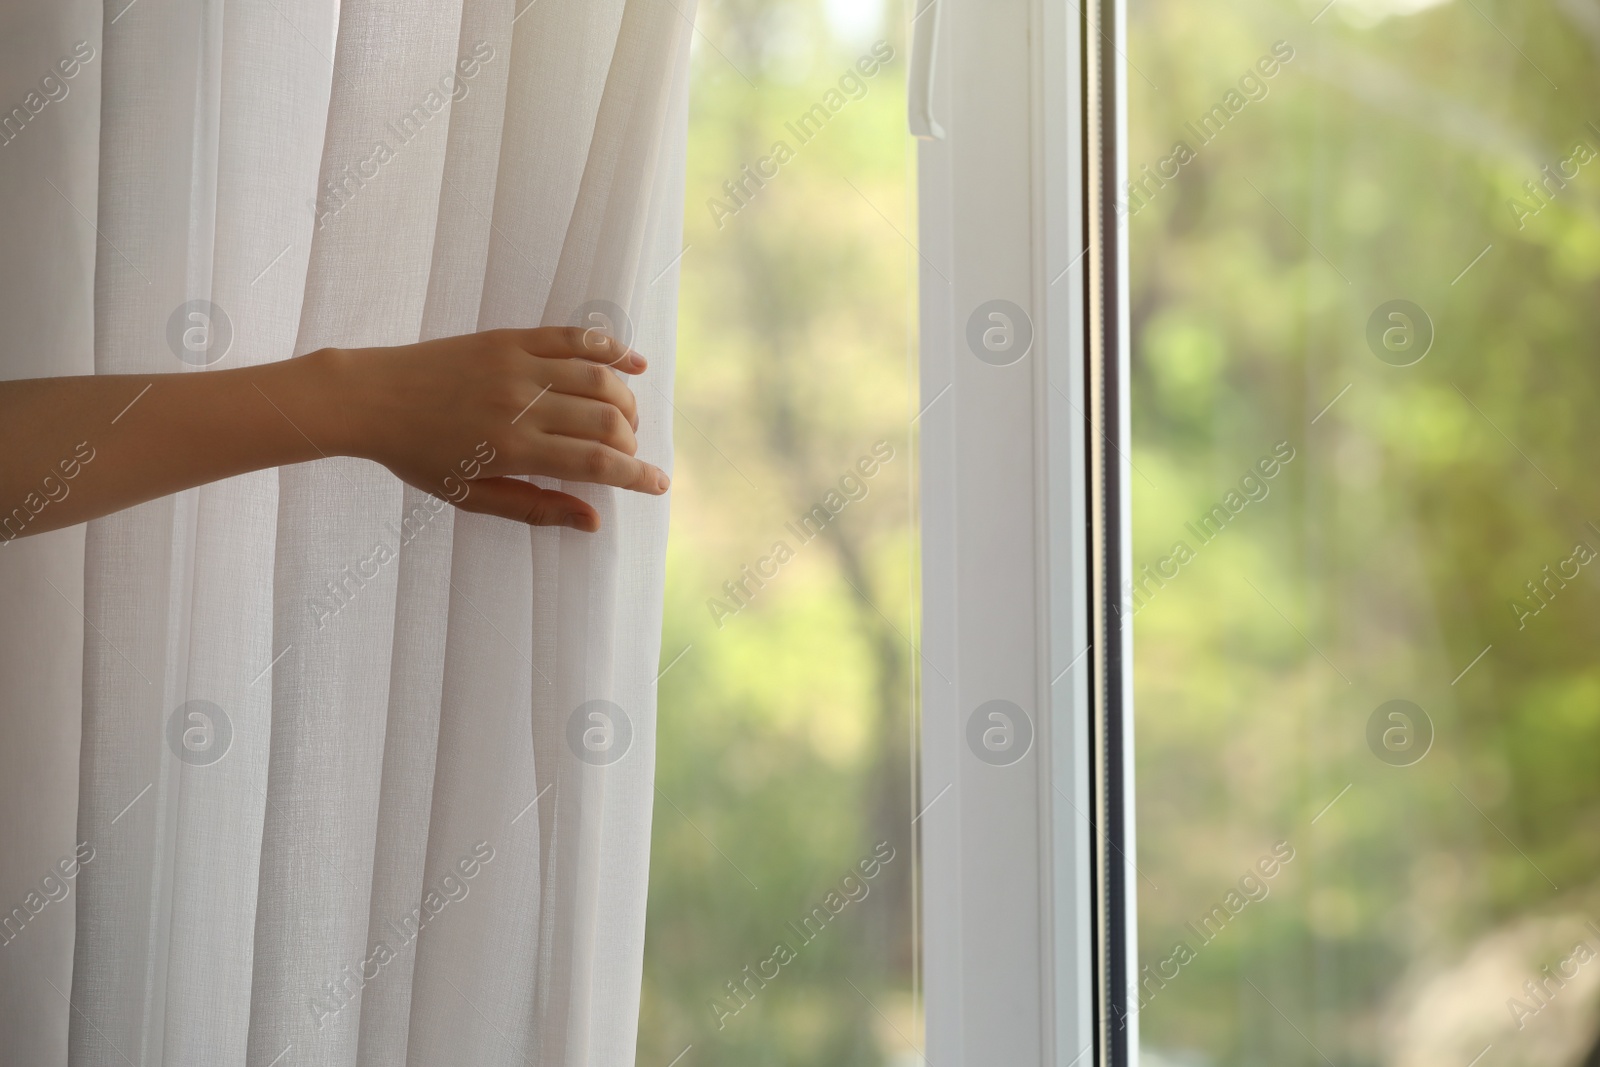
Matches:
[[0, 1, 692, 1064]]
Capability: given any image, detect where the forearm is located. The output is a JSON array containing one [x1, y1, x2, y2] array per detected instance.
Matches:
[[0, 352, 343, 540]]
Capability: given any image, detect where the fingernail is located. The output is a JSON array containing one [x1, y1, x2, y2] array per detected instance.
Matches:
[[628, 351, 647, 370], [561, 514, 587, 530], [655, 471, 670, 493]]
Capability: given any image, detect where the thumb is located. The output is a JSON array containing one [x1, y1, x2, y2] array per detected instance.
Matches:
[[450, 477, 601, 531]]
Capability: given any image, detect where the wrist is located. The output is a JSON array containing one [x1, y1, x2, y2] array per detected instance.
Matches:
[[293, 346, 365, 460]]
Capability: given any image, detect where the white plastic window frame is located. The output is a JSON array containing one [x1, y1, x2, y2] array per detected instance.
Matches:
[[913, 0, 1135, 1063]]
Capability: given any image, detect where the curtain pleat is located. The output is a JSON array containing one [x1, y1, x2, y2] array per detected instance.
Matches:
[[0, 0, 694, 1064]]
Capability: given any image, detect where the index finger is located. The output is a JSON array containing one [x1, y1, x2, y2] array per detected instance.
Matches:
[[497, 326, 647, 373]]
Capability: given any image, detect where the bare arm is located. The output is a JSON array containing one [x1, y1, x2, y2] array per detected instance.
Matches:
[[0, 327, 668, 541]]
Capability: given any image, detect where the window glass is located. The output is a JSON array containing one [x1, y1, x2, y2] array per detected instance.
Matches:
[[639, 2, 921, 1065], [1130, 2, 1600, 1064]]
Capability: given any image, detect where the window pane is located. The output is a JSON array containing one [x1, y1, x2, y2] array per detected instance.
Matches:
[[638, 3, 920, 1065], [1129, 2, 1599, 1064]]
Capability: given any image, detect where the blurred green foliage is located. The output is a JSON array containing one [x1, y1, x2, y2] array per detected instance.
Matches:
[[638, 3, 919, 1065], [641, 0, 1600, 1063], [1130, 0, 1600, 1064]]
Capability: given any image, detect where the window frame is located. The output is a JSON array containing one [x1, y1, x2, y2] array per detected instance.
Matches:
[[913, 0, 1134, 1063]]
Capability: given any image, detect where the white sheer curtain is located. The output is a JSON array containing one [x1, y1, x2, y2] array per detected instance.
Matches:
[[0, 0, 692, 1063]]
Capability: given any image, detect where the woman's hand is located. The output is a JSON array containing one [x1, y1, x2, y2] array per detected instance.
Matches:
[[326, 327, 669, 532]]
